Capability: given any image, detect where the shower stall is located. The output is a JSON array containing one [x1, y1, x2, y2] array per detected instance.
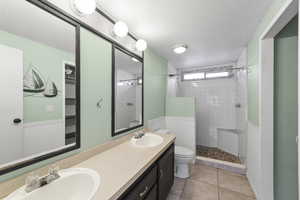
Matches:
[[169, 61, 248, 165]]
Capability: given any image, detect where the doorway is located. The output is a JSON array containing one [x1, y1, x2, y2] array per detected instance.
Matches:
[[274, 15, 298, 200], [259, 0, 298, 198]]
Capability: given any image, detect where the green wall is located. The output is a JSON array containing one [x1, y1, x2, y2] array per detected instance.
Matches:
[[0, 28, 168, 182], [0, 30, 74, 123], [247, 0, 292, 125], [166, 97, 195, 117], [80, 29, 112, 150], [144, 49, 167, 121], [274, 16, 298, 200]]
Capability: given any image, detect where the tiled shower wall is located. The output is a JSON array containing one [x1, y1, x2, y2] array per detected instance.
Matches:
[[174, 61, 248, 162], [178, 77, 237, 147]]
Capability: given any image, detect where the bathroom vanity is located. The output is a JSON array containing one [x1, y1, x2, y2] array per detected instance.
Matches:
[[1, 133, 175, 200], [70, 133, 176, 200], [118, 144, 174, 200]]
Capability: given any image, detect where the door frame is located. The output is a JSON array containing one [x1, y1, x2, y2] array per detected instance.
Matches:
[[258, 0, 298, 199]]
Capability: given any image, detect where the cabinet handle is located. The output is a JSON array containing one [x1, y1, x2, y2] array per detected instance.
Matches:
[[139, 186, 149, 198], [160, 169, 163, 179], [96, 98, 103, 109]]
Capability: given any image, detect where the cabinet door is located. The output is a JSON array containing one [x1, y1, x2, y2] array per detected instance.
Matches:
[[80, 28, 112, 149], [123, 165, 157, 200], [145, 185, 157, 200], [158, 145, 175, 200]]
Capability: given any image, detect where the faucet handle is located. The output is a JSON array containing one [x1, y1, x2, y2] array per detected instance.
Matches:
[[48, 165, 60, 175], [46, 165, 60, 183], [25, 173, 40, 192]]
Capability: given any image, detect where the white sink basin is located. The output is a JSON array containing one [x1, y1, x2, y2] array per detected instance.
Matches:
[[5, 168, 100, 200], [131, 133, 163, 148]]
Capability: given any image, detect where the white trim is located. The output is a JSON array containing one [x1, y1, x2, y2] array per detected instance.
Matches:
[[259, 38, 274, 200], [258, 0, 298, 199], [23, 119, 64, 127], [260, 0, 298, 39]]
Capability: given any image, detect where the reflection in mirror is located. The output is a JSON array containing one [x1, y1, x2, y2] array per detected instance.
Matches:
[[113, 47, 143, 135], [0, 0, 79, 172]]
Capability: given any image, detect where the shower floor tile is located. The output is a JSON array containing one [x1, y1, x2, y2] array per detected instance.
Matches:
[[196, 145, 241, 164]]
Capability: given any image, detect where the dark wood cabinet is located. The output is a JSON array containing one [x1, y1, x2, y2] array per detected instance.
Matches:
[[123, 165, 157, 200], [145, 185, 157, 200], [118, 144, 174, 200], [158, 145, 174, 200]]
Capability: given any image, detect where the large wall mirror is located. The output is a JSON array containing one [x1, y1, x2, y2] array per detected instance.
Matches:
[[0, 0, 80, 175], [112, 46, 144, 136]]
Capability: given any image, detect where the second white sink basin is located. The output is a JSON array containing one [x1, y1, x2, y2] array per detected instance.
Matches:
[[131, 133, 163, 148], [5, 168, 100, 200]]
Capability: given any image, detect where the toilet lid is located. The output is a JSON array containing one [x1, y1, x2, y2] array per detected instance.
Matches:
[[175, 146, 194, 157]]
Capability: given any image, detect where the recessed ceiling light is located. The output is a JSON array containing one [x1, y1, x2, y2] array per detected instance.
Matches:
[[113, 21, 129, 38], [136, 39, 147, 51], [72, 0, 96, 16], [173, 44, 188, 54]]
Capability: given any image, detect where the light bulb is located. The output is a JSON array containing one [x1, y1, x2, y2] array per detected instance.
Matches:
[[136, 39, 147, 51], [173, 44, 188, 54], [131, 57, 139, 62], [113, 21, 129, 38], [73, 0, 96, 15]]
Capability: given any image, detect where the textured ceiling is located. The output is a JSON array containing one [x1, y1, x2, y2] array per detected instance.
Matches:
[[98, 0, 273, 68]]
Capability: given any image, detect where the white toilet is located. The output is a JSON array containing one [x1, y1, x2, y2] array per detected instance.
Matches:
[[154, 129, 194, 178], [175, 145, 194, 178]]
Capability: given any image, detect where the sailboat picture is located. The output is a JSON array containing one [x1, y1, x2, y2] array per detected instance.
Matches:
[[43, 79, 58, 97], [23, 65, 46, 93], [23, 64, 59, 98]]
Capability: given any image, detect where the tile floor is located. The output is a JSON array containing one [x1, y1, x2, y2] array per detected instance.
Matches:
[[167, 163, 255, 200]]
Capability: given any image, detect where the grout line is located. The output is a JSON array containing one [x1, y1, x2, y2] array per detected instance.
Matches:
[[179, 178, 187, 200], [217, 169, 220, 200]]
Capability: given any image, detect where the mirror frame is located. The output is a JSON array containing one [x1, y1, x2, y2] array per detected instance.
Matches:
[[0, 0, 81, 176], [112, 44, 144, 137]]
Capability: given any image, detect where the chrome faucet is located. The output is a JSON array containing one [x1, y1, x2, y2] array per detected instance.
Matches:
[[25, 166, 60, 193], [134, 131, 145, 139]]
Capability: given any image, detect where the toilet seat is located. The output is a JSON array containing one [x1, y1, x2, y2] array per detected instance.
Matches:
[[175, 145, 194, 158]]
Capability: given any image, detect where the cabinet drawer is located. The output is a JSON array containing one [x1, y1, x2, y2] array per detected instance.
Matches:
[[124, 165, 158, 200], [145, 185, 157, 200]]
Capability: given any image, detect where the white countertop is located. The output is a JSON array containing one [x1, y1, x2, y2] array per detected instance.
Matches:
[[73, 133, 175, 200]]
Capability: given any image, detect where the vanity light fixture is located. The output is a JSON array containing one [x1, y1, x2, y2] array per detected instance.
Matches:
[[136, 39, 147, 52], [113, 21, 129, 38], [131, 57, 139, 62], [173, 44, 188, 54], [72, 0, 96, 16]]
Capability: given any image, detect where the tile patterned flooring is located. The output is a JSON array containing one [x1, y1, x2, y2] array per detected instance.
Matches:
[[197, 146, 241, 164], [167, 163, 255, 200]]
